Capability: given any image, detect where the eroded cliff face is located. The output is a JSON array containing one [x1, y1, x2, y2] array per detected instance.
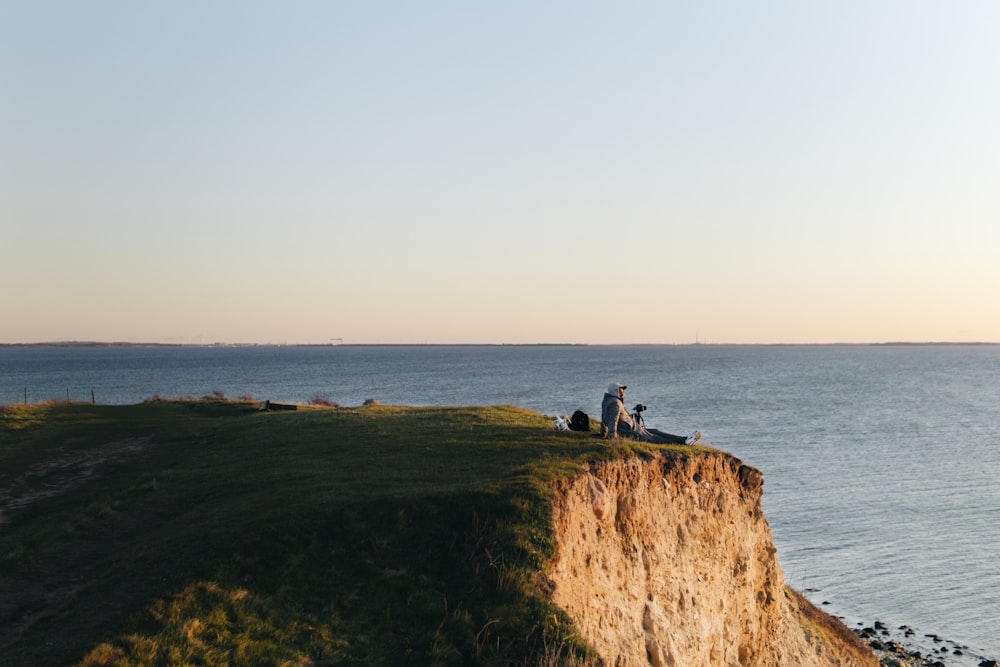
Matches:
[[548, 451, 876, 667]]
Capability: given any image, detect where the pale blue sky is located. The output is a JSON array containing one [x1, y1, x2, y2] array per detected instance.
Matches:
[[3, 2, 999, 344]]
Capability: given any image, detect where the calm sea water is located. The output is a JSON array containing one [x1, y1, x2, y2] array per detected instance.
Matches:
[[3, 344, 998, 665]]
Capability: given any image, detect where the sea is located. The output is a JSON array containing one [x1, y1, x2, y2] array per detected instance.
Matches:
[[2, 343, 998, 666]]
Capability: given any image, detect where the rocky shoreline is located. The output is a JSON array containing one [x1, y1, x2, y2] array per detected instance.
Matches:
[[850, 619, 998, 667]]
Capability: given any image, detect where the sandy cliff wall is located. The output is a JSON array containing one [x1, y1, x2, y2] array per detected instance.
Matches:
[[548, 451, 876, 667]]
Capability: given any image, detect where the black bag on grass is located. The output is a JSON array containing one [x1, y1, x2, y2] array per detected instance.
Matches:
[[569, 410, 591, 432]]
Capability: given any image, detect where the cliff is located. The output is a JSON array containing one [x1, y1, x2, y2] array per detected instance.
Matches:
[[548, 450, 877, 667], [3, 402, 879, 665]]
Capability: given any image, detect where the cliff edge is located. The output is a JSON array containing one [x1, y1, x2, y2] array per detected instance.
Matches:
[[548, 450, 876, 667]]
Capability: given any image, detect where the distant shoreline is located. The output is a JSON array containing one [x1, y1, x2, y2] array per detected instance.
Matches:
[[2, 341, 999, 349], [0, 342, 188, 348]]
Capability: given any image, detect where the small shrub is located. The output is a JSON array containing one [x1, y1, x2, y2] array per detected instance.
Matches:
[[307, 395, 339, 408]]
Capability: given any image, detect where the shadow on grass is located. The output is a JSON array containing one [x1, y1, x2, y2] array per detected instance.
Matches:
[[1, 401, 621, 666]]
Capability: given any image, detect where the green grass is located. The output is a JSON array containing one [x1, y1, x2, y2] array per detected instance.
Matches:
[[0, 400, 692, 666]]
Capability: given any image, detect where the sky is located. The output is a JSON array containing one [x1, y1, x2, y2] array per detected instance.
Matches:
[[2, 1, 999, 345]]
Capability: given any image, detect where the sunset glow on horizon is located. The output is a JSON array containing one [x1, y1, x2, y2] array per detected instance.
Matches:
[[4, 2, 999, 345]]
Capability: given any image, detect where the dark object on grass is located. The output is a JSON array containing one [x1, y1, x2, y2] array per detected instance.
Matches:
[[259, 400, 298, 411], [569, 410, 590, 432]]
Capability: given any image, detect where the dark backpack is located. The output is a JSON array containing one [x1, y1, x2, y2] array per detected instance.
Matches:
[[569, 410, 590, 432]]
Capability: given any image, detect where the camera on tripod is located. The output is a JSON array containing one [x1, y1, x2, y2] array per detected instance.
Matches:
[[632, 403, 647, 425]]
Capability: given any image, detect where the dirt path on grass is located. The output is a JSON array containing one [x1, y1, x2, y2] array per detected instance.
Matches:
[[0, 437, 151, 527], [0, 437, 154, 654]]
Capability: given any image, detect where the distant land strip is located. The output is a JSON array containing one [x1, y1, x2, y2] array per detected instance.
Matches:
[[1, 341, 998, 348], [0, 341, 187, 348]]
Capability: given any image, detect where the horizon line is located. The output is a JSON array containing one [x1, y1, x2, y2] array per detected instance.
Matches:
[[3, 340, 1000, 348]]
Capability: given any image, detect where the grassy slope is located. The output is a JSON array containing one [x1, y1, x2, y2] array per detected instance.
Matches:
[[1, 400, 674, 666]]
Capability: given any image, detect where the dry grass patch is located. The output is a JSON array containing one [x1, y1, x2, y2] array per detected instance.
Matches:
[[788, 587, 876, 665]]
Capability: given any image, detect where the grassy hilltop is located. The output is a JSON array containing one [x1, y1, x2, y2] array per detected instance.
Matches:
[[0, 399, 685, 666]]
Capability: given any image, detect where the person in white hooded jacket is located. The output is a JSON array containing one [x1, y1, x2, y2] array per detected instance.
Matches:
[[601, 382, 701, 444]]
